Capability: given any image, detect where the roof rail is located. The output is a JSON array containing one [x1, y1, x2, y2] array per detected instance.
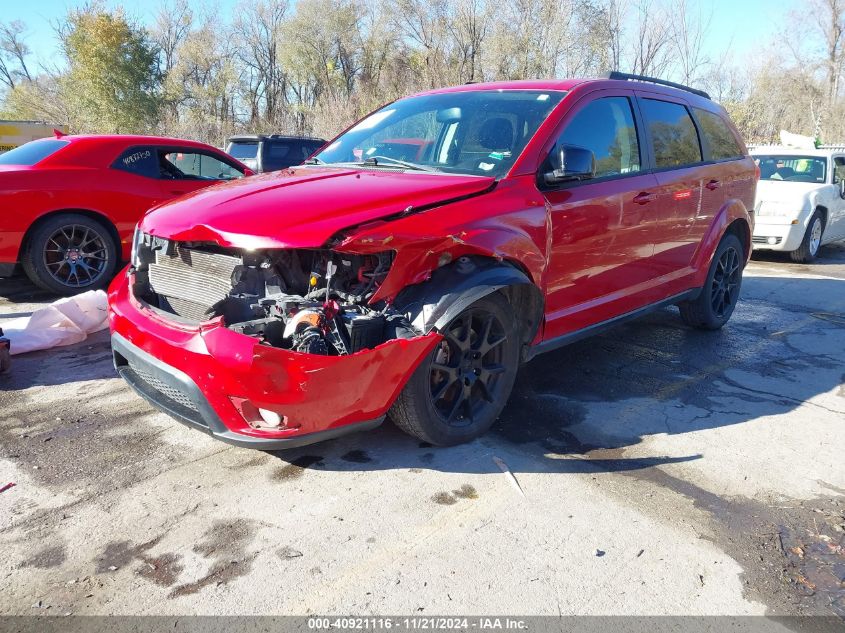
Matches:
[[604, 71, 711, 100]]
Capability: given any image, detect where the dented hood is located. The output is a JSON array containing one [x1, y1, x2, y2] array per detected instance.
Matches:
[[139, 166, 495, 248]]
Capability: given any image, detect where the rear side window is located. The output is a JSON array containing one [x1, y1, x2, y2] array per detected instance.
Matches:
[[228, 142, 258, 160], [266, 142, 292, 160], [640, 99, 702, 169], [557, 96, 641, 179], [112, 147, 158, 178], [694, 108, 743, 160], [0, 139, 69, 165]]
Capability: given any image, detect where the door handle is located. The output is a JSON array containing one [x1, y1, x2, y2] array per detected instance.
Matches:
[[705, 179, 720, 190], [633, 192, 655, 205]]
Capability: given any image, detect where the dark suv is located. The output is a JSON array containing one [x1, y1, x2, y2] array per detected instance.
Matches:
[[226, 134, 326, 172], [110, 73, 756, 449]]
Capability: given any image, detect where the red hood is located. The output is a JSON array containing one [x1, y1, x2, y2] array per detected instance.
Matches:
[[139, 166, 495, 248]]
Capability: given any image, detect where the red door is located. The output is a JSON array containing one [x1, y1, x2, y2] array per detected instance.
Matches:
[[539, 92, 663, 340], [635, 94, 707, 276]]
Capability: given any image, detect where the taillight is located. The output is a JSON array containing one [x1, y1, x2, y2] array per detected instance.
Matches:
[[754, 163, 761, 180]]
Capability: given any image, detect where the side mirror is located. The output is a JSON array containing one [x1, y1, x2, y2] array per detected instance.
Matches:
[[838, 176, 845, 199], [544, 145, 596, 186]]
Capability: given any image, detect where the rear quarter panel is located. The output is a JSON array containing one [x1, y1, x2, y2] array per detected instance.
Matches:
[[0, 166, 164, 263]]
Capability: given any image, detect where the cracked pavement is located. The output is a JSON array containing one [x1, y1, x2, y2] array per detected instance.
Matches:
[[0, 245, 843, 622]]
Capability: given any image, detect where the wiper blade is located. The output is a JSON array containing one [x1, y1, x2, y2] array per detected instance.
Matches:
[[302, 157, 324, 165], [362, 156, 438, 172]]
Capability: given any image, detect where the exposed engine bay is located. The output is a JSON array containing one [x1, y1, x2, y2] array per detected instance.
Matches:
[[131, 233, 419, 355]]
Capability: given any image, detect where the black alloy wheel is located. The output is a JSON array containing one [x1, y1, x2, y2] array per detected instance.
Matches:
[[42, 223, 110, 289], [22, 213, 119, 295], [390, 293, 520, 446], [710, 243, 742, 319]]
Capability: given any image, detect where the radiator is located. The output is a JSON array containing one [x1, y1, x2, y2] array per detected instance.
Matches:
[[147, 245, 242, 321]]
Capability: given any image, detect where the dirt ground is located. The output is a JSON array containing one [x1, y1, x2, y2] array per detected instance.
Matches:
[[0, 246, 843, 622]]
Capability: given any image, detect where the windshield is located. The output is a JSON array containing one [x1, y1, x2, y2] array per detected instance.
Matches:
[[0, 139, 69, 166], [314, 90, 566, 177], [754, 155, 827, 183]]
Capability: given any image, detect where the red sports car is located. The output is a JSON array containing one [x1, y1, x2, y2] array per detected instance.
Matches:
[[0, 134, 252, 294]]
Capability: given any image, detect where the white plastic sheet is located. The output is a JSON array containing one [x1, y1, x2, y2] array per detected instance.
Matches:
[[2, 290, 108, 355]]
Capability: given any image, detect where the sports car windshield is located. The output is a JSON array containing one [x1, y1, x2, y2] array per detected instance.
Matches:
[[314, 90, 566, 177], [754, 155, 827, 183]]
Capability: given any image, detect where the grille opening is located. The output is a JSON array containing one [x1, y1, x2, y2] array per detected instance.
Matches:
[[131, 234, 412, 355]]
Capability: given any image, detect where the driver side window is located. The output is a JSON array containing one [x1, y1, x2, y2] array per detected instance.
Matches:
[[556, 97, 641, 179], [833, 156, 845, 184]]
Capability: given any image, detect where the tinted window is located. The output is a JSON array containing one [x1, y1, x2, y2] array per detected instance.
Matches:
[[266, 142, 292, 160], [228, 142, 258, 160], [694, 108, 743, 160], [161, 150, 243, 180], [112, 147, 157, 178], [557, 96, 641, 179], [0, 139, 69, 165], [640, 99, 702, 168]]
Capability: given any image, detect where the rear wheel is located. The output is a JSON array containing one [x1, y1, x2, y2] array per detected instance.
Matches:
[[22, 214, 118, 296], [789, 211, 824, 263], [390, 293, 520, 446], [679, 233, 744, 330]]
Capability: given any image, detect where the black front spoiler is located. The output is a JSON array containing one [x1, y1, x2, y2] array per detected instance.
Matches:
[[111, 332, 383, 450]]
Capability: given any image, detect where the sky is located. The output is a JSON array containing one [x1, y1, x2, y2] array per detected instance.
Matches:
[[0, 0, 789, 73]]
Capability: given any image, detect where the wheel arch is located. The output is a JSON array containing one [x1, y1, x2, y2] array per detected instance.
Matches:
[[814, 204, 829, 229], [725, 217, 751, 260], [21, 208, 121, 260], [393, 255, 544, 361]]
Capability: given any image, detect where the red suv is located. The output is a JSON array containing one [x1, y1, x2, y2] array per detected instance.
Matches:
[[0, 135, 251, 295], [108, 73, 756, 449]]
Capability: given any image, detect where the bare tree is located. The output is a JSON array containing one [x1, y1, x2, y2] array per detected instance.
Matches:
[[0, 20, 33, 90], [670, 0, 712, 84], [626, 0, 673, 77]]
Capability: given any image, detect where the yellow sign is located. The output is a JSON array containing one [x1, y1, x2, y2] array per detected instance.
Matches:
[[0, 121, 67, 152]]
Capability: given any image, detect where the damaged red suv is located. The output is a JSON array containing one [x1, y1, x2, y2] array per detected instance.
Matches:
[[108, 73, 756, 448]]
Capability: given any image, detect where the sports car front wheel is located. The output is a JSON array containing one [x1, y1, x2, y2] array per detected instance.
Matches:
[[390, 293, 520, 446], [22, 213, 119, 296]]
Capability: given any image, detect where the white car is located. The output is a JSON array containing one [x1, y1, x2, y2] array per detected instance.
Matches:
[[751, 147, 845, 262]]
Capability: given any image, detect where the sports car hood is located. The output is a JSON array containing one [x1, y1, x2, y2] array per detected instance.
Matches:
[[139, 166, 495, 249]]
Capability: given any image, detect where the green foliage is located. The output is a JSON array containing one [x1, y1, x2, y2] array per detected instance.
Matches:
[[60, 5, 162, 133]]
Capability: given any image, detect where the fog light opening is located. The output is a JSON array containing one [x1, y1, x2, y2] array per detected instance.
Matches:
[[767, 236, 778, 245], [229, 396, 290, 430], [258, 408, 285, 428]]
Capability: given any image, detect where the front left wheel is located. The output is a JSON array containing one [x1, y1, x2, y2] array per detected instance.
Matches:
[[22, 213, 118, 296], [390, 293, 520, 446]]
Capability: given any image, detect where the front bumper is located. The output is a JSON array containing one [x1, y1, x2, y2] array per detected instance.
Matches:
[[108, 271, 440, 449], [752, 220, 805, 252]]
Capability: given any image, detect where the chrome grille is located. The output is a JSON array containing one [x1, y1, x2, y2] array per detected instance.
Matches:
[[147, 244, 241, 321]]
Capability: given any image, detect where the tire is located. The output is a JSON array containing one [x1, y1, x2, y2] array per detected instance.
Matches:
[[22, 213, 119, 296], [679, 232, 744, 330], [789, 211, 824, 263], [390, 292, 520, 446]]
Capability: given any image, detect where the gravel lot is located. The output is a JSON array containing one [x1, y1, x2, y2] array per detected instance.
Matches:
[[0, 247, 843, 621]]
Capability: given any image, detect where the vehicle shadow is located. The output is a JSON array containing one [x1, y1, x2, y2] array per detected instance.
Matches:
[[2, 273, 843, 477], [0, 274, 57, 305], [261, 273, 845, 476], [751, 241, 845, 266]]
